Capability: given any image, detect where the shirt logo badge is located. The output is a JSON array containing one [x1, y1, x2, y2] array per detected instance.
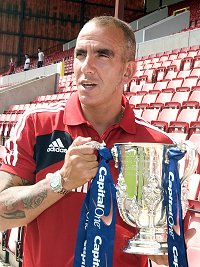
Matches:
[[47, 138, 67, 153]]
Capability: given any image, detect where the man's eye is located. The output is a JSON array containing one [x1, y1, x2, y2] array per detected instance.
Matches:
[[75, 52, 86, 58], [99, 53, 109, 58]]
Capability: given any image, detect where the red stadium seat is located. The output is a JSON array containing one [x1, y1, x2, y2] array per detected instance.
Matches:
[[155, 66, 166, 81], [190, 67, 200, 77], [171, 58, 182, 71], [168, 53, 178, 60], [161, 60, 173, 68], [181, 57, 193, 70], [176, 70, 191, 79], [150, 91, 173, 109], [187, 50, 198, 58], [141, 83, 155, 92], [169, 108, 200, 133], [151, 108, 180, 132], [143, 68, 156, 83], [153, 79, 170, 92], [133, 108, 143, 117], [159, 55, 169, 62], [141, 108, 160, 123], [193, 56, 200, 68], [139, 91, 159, 106], [177, 51, 188, 59], [130, 84, 143, 94], [166, 77, 184, 90], [129, 94, 144, 107], [165, 89, 190, 108], [181, 76, 198, 89]]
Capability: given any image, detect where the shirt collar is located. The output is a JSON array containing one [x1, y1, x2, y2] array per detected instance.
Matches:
[[63, 92, 136, 134]]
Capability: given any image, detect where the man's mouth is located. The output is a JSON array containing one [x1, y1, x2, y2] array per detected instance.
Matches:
[[81, 82, 97, 89]]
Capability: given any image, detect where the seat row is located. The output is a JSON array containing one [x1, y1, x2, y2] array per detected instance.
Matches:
[[127, 87, 200, 109], [134, 106, 200, 135], [129, 76, 200, 93]]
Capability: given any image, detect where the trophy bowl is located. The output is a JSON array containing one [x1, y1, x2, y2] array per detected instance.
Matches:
[[111, 142, 198, 255]]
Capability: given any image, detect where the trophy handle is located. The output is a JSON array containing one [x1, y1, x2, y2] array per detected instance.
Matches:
[[176, 140, 199, 183]]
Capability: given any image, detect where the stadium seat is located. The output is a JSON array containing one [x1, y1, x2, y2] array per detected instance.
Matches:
[[164, 68, 177, 80], [129, 94, 144, 107], [139, 91, 159, 106], [187, 50, 198, 58], [143, 68, 156, 83], [161, 60, 173, 68], [150, 91, 173, 109], [189, 90, 200, 102], [155, 67, 166, 81], [176, 70, 191, 79], [166, 77, 184, 90], [133, 108, 143, 117], [141, 83, 155, 92], [181, 76, 198, 89], [168, 108, 200, 133], [133, 69, 145, 77], [181, 57, 194, 70], [151, 108, 180, 132], [159, 55, 169, 62], [190, 67, 200, 77], [192, 86, 200, 91], [151, 57, 160, 63], [177, 51, 188, 59], [130, 84, 143, 94], [168, 53, 178, 60], [165, 89, 190, 108], [130, 77, 139, 86], [189, 121, 200, 136], [193, 55, 200, 68], [141, 108, 160, 123], [153, 79, 170, 92], [182, 90, 200, 108], [171, 58, 182, 71]]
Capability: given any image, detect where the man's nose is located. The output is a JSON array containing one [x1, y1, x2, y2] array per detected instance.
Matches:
[[81, 55, 95, 74]]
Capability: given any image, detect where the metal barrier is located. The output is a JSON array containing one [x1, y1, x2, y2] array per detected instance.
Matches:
[[0, 227, 24, 267]]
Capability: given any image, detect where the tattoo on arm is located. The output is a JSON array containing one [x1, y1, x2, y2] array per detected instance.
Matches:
[[23, 189, 47, 209], [0, 177, 47, 220], [1, 210, 25, 219]]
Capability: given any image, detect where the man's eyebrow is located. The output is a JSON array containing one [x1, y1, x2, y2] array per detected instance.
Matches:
[[97, 48, 114, 57], [74, 48, 86, 55]]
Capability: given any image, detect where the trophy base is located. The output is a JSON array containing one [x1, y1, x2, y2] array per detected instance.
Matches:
[[123, 239, 168, 255]]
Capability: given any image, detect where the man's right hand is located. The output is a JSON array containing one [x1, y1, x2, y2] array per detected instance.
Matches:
[[59, 136, 99, 191]]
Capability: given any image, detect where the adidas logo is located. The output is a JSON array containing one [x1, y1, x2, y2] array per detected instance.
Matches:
[[47, 138, 67, 153]]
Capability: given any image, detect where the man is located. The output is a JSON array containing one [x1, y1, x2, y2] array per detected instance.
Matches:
[[24, 54, 30, 71], [0, 16, 173, 266], [8, 58, 15, 75], [37, 47, 44, 68]]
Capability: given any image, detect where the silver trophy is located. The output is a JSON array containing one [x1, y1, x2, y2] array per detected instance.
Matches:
[[111, 142, 198, 255]]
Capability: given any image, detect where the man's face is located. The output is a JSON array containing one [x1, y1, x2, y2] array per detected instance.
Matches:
[[73, 22, 132, 108]]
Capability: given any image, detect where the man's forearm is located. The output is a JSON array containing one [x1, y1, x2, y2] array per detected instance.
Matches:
[[0, 178, 63, 231]]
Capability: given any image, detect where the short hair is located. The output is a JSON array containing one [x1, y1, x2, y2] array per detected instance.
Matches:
[[84, 16, 136, 61]]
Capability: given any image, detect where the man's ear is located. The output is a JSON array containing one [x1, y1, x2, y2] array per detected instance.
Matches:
[[123, 60, 136, 84]]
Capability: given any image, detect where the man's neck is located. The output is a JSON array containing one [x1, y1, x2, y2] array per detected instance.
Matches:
[[83, 105, 124, 136]]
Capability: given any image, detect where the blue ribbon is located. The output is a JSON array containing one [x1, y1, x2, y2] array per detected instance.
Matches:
[[73, 147, 117, 267], [163, 146, 188, 267]]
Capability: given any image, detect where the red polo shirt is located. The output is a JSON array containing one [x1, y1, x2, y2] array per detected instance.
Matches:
[[1, 92, 173, 267]]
